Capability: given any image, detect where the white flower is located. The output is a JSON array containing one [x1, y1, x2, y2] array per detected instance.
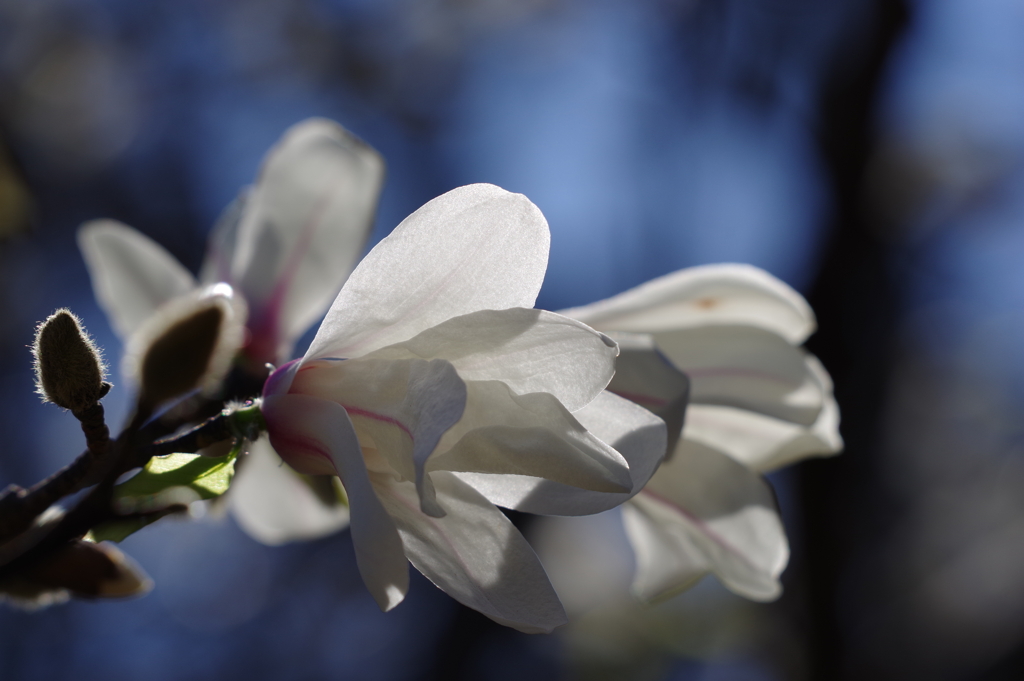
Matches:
[[259, 183, 668, 633], [79, 118, 383, 366], [78, 118, 384, 544], [561, 264, 842, 602]]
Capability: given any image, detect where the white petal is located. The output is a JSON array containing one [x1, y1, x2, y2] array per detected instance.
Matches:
[[455, 390, 667, 515], [683, 401, 841, 473], [621, 503, 710, 600], [625, 439, 788, 602], [527, 511, 636, 617], [307, 184, 550, 360], [604, 332, 690, 455], [77, 220, 197, 340], [290, 357, 467, 518], [231, 119, 385, 363], [367, 308, 617, 412], [804, 354, 844, 458], [678, 352, 840, 472], [198, 188, 249, 286], [656, 325, 823, 426], [374, 470, 567, 634], [261, 394, 408, 611], [566, 390, 667, 496], [228, 438, 350, 546], [560, 263, 815, 344], [431, 381, 632, 496]]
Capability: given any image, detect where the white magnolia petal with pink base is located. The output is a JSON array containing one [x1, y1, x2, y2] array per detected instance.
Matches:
[[262, 358, 301, 398], [431, 381, 633, 496], [366, 308, 617, 412], [655, 325, 823, 426], [289, 357, 467, 517], [625, 439, 788, 602], [560, 263, 815, 345], [230, 119, 384, 363], [228, 438, 350, 546], [374, 470, 567, 634], [261, 393, 408, 611], [78, 220, 198, 340], [306, 184, 550, 360], [455, 390, 666, 516]]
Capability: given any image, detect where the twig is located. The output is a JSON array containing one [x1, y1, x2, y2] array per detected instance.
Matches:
[[0, 418, 142, 574], [0, 398, 111, 543], [0, 365, 267, 581]]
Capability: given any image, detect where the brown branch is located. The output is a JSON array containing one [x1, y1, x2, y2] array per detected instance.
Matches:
[[0, 404, 252, 577], [0, 366, 266, 582], [0, 399, 112, 543], [139, 411, 236, 463], [0, 420, 143, 574]]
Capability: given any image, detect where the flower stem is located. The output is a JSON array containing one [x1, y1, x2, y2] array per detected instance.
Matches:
[[143, 400, 265, 462]]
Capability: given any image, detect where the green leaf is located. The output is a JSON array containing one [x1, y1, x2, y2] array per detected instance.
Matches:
[[115, 451, 237, 502], [88, 449, 239, 544], [87, 516, 161, 544]]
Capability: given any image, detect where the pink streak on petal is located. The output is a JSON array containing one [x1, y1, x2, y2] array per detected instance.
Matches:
[[285, 359, 415, 441], [246, 185, 342, 364], [269, 430, 339, 476], [261, 405, 339, 476], [344, 406, 414, 440], [636, 488, 762, 573]]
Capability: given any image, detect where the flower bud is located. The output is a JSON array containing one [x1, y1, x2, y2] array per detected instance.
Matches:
[[124, 285, 246, 412], [32, 309, 107, 412], [40, 540, 153, 598], [0, 540, 152, 609]]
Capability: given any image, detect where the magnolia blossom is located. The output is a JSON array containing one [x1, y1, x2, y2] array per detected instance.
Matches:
[[79, 118, 384, 544], [560, 264, 842, 602], [259, 183, 667, 633]]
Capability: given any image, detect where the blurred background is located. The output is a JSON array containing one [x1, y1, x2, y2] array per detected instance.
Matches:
[[1, 0, 1024, 679]]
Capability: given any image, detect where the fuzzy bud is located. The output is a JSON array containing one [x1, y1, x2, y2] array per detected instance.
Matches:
[[32, 309, 107, 412], [124, 284, 247, 413], [0, 540, 152, 609]]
